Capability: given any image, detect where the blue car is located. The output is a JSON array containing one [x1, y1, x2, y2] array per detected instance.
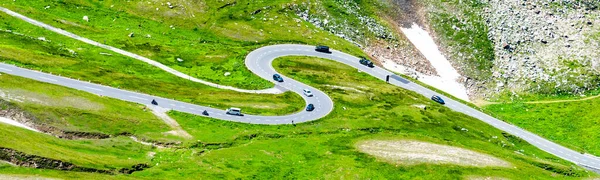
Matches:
[[273, 74, 284, 82], [306, 104, 315, 111], [431, 95, 445, 105]]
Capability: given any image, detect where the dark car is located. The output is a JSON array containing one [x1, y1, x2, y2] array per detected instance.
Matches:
[[306, 104, 315, 111], [359, 57, 374, 68], [431, 95, 445, 105], [273, 74, 284, 82], [315, 45, 331, 53]]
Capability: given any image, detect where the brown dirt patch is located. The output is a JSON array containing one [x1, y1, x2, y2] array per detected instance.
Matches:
[[357, 140, 512, 167]]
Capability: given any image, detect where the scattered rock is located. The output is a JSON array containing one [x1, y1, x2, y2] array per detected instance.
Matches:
[[128, 32, 134, 38], [82, 16, 89, 22], [224, 72, 231, 76], [176, 58, 184, 62], [479, 0, 600, 97], [166, 2, 175, 9]]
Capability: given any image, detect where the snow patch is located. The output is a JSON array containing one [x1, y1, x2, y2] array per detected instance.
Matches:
[[0, 117, 38, 132], [396, 23, 470, 101]]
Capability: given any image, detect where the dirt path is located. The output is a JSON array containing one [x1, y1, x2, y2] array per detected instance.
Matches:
[[474, 94, 600, 106], [149, 106, 192, 139], [523, 94, 600, 104]]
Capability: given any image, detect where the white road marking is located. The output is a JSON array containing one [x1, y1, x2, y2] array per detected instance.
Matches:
[[128, 96, 148, 101], [39, 76, 58, 82], [83, 86, 103, 91]]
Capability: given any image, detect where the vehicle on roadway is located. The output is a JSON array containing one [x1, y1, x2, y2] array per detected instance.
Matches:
[[303, 89, 313, 97], [359, 57, 374, 68], [315, 45, 331, 53], [151, 99, 158, 105], [273, 74, 284, 82], [226, 107, 243, 116], [431, 95, 445, 105], [306, 104, 315, 111]]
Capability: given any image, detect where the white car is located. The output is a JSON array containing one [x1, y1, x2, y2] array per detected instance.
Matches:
[[226, 107, 243, 116], [303, 89, 313, 97]]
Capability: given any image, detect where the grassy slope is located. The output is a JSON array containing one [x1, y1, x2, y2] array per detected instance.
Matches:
[[484, 98, 600, 156], [0, 0, 596, 179], [0, 58, 594, 179], [0, 74, 164, 170], [0, 75, 161, 173], [0, 0, 364, 88], [135, 56, 591, 179], [0, 74, 177, 141], [0, 123, 152, 170], [0, 11, 303, 116], [426, 0, 495, 81]]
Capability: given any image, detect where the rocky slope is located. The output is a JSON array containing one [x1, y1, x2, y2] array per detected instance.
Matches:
[[293, 0, 436, 76], [298, 0, 600, 99], [483, 0, 600, 97]]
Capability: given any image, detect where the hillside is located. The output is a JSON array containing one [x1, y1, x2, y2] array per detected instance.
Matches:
[[420, 0, 600, 99], [0, 0, 598, 179]]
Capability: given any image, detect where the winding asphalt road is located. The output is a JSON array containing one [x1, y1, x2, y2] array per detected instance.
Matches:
[[0, 5, 598, 172], [1, 44, 600, 171], [0, 7, 281, 94]]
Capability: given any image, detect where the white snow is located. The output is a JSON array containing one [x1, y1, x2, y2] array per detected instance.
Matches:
[[0, 117, 38, 132], [396, 23, 470, 102]]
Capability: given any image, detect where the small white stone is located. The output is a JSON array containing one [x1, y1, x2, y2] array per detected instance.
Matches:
[[224, 72, 231, 76], [83, 16, 89, 22]]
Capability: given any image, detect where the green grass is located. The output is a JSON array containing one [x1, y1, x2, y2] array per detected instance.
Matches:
[[484, 98, 600, 156], [489, 87, 600, 103], [144, 56, 593, 179], [0, 74, 178, 141], [0, 11, 304, 116], [0, 0, 364, 88], [0, 123, 153, 170], [0, 56, 595, 179], [0, 0, 597, 178], [0, 168, 136, 180]]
